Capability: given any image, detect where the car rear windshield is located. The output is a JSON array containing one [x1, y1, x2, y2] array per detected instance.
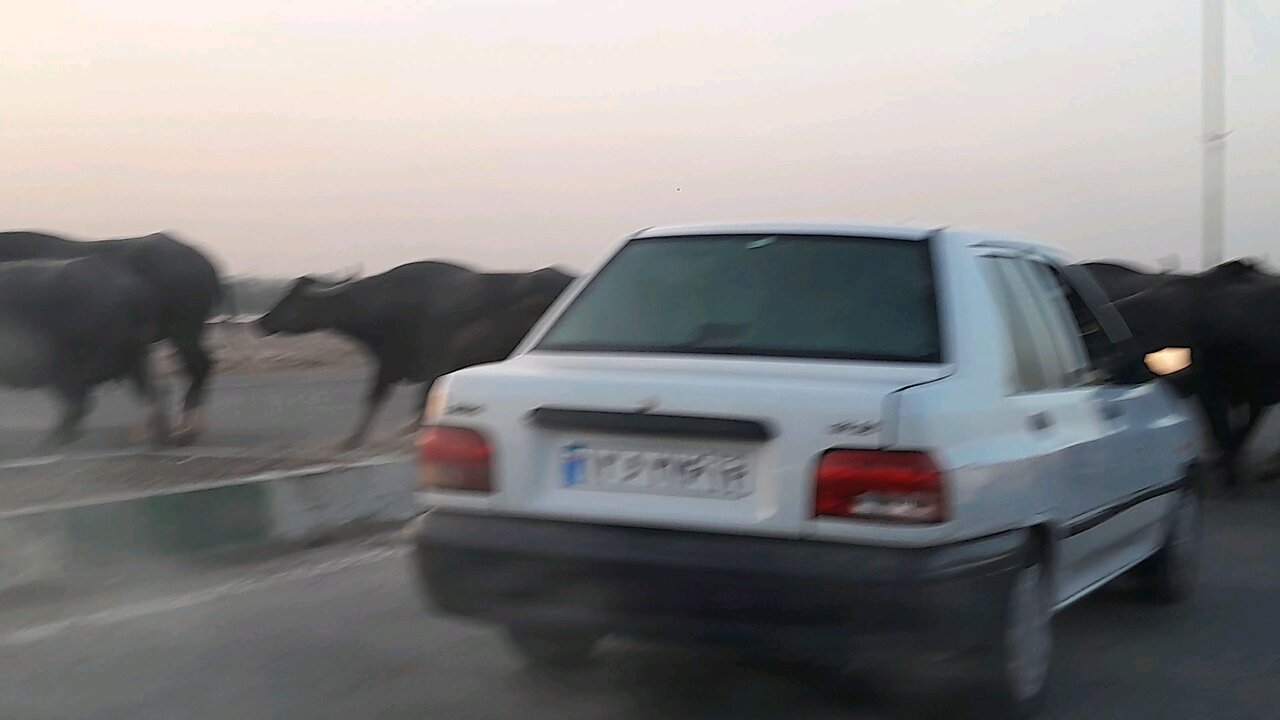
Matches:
[[536, 234, 942, 362]]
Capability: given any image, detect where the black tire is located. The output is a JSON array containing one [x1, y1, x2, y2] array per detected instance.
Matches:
[[962, 544, 1053, 719], [1135, 489, 1202, 604], [505, 627, 601, 670]]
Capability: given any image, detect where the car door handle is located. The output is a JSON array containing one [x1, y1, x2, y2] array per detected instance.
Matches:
[[1027, 411, 1055, 432]]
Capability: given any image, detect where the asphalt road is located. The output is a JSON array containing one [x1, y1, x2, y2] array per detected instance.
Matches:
[[1, 485, 1278, 720], [0, 372, 415, 460], [2, 372, 1279, 718]]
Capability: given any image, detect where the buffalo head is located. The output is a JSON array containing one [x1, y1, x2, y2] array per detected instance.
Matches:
[[257, 271, 357, 336]]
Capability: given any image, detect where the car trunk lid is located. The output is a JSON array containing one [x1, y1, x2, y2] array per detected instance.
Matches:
[[452, 353, 949, 538]]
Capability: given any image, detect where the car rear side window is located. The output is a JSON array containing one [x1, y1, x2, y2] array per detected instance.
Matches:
[[1014, 260, 1090, 384], [536, 235, 942, 363], [1045, 264, 1143, 383], [983, 258, 1055, 392]]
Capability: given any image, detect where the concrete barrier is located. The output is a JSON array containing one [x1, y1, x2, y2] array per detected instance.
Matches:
[[0, 454, 415, 593]]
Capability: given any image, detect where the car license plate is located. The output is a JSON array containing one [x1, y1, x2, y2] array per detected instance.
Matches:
[[559, 443, 752, 499]]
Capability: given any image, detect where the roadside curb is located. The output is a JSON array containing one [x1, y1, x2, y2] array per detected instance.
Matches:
[[0, 454, 416, 593]]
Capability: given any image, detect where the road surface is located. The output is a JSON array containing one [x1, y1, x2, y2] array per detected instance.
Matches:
[[0, 373, 413, 461], [2, 371, 1278, 718], [0, 486, 1278, 720]]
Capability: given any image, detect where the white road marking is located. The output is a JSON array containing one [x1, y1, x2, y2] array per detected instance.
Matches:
[[0, 545, 408, 647], [0, 450, 142, 472]]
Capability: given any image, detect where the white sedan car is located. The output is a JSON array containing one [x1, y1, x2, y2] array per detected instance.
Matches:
[[409, 223, 1203, 718]]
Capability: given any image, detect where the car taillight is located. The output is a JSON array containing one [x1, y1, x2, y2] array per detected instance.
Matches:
[[417, 427, 492, 493], [813, 449, 946, 524]]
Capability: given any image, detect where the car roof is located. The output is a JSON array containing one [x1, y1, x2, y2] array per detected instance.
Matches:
[[632, 221, 933, 241], [631, 222, 1068, 260]]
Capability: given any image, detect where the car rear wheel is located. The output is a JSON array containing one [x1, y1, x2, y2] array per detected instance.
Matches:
[[965, 546, 1053, 719], [1136, 489, 1202, 604], [505, 626, 601, 669]]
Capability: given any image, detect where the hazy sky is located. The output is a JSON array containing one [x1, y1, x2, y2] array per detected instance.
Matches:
[[3, 1, 1278, 276]]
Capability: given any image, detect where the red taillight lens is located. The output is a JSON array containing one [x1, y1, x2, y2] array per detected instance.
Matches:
[[417, 427, 492, 493], [814, 450, 946, 523]]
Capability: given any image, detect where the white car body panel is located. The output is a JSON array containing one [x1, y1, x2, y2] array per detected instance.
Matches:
[[420, 223, 1200, 610], [429, 353, 949, 539]]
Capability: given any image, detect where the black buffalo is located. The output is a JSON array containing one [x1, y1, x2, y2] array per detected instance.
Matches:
[[1074, 261, 1177, 300], [1108, 259, 1280, 488], [0, 258, 169, 445], [257, 261, 575, 448], [0, 231, 227, 443], [1074, 260, 1202, 397]]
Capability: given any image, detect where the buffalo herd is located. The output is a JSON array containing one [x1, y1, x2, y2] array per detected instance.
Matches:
[[0, 231, 573, 451], [0, 230, 1277, 491]]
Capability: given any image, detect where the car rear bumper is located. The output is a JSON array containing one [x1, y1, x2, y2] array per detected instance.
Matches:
[[410, 511, 1025, 658]]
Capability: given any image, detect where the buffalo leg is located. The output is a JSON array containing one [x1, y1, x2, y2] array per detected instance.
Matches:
[[1249, 400, 1265, 427], [345, 368, 395, 450], [127, 353, 171, 446], [44, 380, 92, 449], [1234, 407, 1266, 480], [171, 332, 214, 445], [1198, 390, 1238, 489], [1243, 401, 1280, 482], [1225, 400, 1270, 483], [1210, 399, 1267, 486]]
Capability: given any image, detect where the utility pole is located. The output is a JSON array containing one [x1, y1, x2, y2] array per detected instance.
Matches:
[[1202, 0, 1227, 268]]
